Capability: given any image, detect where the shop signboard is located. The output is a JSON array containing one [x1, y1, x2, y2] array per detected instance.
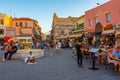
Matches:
[[6, 27, 16, 37], [103, 24, 113, 30]]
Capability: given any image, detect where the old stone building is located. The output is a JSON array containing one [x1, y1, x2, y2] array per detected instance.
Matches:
[[51, 13, 78, 43]]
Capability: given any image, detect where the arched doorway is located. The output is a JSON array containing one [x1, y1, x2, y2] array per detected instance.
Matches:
[[94, 22, 103, 45], [95, 22, 102, 33]]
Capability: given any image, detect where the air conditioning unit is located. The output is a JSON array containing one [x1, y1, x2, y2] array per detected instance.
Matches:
[[115, 23, 120, 29]]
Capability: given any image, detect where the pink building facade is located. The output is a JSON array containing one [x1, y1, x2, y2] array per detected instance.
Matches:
[[85, 0, 120, 33], [85, 0, 120, 45], [12, 18, 34, 36], [12, 18, 35, 42]]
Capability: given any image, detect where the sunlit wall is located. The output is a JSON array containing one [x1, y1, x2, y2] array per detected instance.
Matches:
[[5, 14, 12, 27]]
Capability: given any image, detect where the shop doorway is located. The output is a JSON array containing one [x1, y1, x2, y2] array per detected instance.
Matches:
[[95, 22, 103, 40]]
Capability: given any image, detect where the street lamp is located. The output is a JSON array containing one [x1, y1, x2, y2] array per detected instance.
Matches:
[[96, 3, 100, 5]]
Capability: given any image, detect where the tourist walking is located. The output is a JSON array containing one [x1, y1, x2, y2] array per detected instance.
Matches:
[[46, 42, 50, 50], [15, 42, 19, 50], [55, 42, 59, 54], [69, 41, 72, 49], [36, 42, 40, 49], [57, 41, 61, 53], [40, 41, 44, 49], [76, 39, 83, 66]]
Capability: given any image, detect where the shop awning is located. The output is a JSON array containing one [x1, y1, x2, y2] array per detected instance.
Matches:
[[16, 37, 32, 39], [116, 31, 120, 34], [69, 34, 82, 38], [102, 30, 115, 34], [85, 32, 94, 37], [57, 36, 68, 39], [57, 34, 82, 39], [73, 29, 85, 33]]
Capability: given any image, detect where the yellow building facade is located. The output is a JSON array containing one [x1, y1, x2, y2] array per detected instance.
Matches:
[[74, 15, 85, 34], [68, 15, 86, 42], [5, 14, 12, 27], [69, 15, 86, 41], [0, 13, 13, 40]]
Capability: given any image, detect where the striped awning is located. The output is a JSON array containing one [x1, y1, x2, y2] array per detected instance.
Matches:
[[16, 37, 32, 39], [116, 31, 120, 34], [102, 30, 115, 34], [69, 34, 82, 38], [57, 34, 82, 39], [57, 36, 68, 39]]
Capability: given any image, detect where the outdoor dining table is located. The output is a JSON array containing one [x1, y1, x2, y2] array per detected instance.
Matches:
[[88, 48, 100, 70]]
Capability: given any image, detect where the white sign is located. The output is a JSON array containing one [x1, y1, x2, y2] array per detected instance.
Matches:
[[115, 24, 120, 30], [6, 27, 16, 37]]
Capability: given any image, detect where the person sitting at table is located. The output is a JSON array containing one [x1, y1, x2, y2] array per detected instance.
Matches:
[[112, 47, 120, 72], [107, 47, 120, 72], [99, 45, 105, 53], [113, 47, 120, 58]]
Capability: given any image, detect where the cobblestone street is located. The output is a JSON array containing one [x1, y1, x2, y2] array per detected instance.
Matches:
[[0, 49, 120, 80]]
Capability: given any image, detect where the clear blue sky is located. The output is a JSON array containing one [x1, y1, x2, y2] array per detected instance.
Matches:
[[0, 0, 109, 33]]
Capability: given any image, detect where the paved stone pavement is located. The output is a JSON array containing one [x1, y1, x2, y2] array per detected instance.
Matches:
[[0, 48, 120, 80]]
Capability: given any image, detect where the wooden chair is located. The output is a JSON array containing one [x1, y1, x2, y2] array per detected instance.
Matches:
[[105, 55, 115, 69], [98, 54, 104, 65]]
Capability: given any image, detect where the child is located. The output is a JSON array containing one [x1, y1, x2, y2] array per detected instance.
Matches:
[[25, 51, 37, 64]]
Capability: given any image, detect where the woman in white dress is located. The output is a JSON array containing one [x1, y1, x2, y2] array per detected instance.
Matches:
[[55, 42, 59, 54]]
